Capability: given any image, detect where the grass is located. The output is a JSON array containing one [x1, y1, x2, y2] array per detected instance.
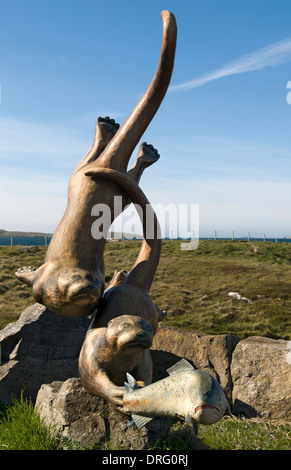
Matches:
[[0, 246, 46, 328], [158, 416, 291, 450], [1, 240, 291, 339], [197, 416, 291, 450], [0, 395, 63, 450], [0, 397, 290, 450]]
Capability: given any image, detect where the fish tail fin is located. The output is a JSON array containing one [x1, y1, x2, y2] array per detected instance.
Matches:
[[124, 373, 139, 392], [131, 413, 153, 430]]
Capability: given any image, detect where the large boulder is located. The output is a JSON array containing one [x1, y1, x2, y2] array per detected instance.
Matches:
[[151, 324, 240, 402], [0, 303, 90, 403], [35, 378, 172, 450], [231, 336, 291, 418]]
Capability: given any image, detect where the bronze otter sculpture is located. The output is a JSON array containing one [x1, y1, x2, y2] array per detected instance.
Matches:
[[78, 315, 154, 411], [77, 11, 177, 409], [15, 10, 177, 318]]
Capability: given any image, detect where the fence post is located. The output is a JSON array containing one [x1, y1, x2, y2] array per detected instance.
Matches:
[[10, 236, 13, 246]]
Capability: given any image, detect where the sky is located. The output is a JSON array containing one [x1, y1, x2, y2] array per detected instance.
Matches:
[[1, 0, 291, 238]]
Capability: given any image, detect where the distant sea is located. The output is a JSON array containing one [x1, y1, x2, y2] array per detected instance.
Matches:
[[0, 236, 52, 246], [1, 236, 291, 246]]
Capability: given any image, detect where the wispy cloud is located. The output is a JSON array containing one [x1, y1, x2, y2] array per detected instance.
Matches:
[[170, 37, 291, 92]]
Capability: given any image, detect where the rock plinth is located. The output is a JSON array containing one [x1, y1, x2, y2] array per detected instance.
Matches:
[[231, 336, 291, 419], [35, 378, 171, 450], [151, 324, 240, 402], [0, 304, 90, 403]]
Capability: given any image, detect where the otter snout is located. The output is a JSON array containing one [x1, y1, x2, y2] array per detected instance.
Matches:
[[136, 330, 147, 337], [56, 268, 103, 307], [68, 282, 102, 305]]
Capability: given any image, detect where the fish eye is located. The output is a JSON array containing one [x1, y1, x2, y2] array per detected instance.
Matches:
[[214, 391, 220, 399]]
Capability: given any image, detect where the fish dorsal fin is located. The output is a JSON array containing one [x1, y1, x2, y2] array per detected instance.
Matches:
[[124, 373, 139, 392], [167, 358, 194, 376], [131, 413, 153, 429]]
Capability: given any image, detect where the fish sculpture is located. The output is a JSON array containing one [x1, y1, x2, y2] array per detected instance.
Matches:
[[122, 358, 229, 429]]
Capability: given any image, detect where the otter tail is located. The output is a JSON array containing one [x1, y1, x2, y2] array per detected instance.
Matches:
[[85, 168, 160, 292], [89, 11, 177, 173]]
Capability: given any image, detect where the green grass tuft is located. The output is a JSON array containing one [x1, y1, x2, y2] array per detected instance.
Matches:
[[0, 395, 62, 450], [197, 415, 291, 450]]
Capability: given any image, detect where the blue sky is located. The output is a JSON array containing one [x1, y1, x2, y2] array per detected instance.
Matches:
[[1, 0, 291, 238]]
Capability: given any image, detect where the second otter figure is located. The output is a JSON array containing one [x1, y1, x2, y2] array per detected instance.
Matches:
[[79, 315, 154, 412]]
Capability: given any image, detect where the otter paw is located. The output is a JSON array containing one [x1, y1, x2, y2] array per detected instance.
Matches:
[[97, 116, 120, 134], [137, 142, 160, 167], [107, 386, 126, 409], [16, 266, 36, 273], [113, 404, 131, 416]]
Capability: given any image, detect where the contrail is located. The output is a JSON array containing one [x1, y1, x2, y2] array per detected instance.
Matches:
[[169, 37, 291, 92]]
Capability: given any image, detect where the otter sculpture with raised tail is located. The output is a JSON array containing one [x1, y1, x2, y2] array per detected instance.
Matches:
[[77, 11, 177, 410], [15, 11, 177, 318]]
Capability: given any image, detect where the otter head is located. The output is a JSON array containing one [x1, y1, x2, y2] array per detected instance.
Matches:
[[15, 263, 104, 317], [105, 315, 153, 352]]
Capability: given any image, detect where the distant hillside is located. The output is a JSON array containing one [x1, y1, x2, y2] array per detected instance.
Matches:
[[0, 229, 142, 239], [107, 231, 142, 240], [0, 229, 53, 237]]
